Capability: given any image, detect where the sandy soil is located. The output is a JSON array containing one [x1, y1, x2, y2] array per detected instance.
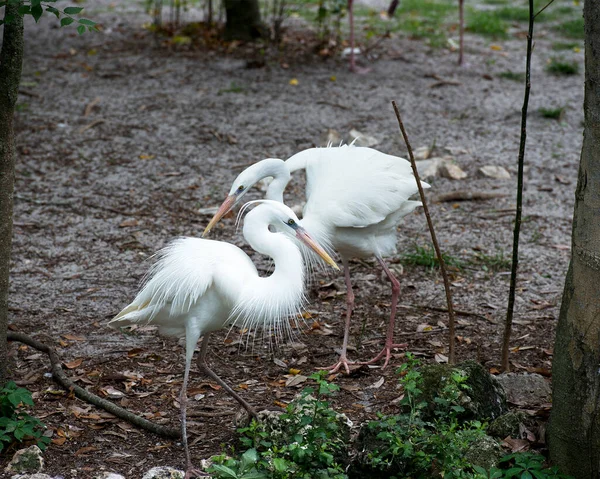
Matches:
[[3, 1, 584, 476]]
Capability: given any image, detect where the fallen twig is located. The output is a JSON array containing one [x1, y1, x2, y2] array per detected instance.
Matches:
[[392, 101, 458, 364], [83, 97, 101, 117], [433, 190, 508, 203], [7, 331, 180, 439], [78, 119, 105, 134]]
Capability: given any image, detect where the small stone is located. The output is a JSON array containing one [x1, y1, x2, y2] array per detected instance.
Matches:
[[94, 473, 126, 479], [464, 435, 503, 470], [496, 373, 551, 406], [488, 411, 531, 438], [10, 474, 56, 479], [413, 146, 432, 160], [348, 129, 379, 147], [141, 467, 184, 479], [479, 165, 510, 179], [321, 128, 341, 147], [439, 161, 467, 180], [5, 446, 44, 475]]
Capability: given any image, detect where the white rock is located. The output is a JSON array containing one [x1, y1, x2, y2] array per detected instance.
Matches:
[[5, 446, 44, 475], [141, 467, 185, 479], [416, 156, 447, 178], [439, 161, 468, 180], [321, 128, 341, 147], [10, 474, 56, 479], [348, 129, 379, 147], [479, 165, 510, 179], [413, 146, 432, 160], [94, 473, 126, 479]]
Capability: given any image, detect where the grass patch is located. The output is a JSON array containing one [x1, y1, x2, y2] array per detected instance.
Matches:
[[552, 41, 582, 51], [495, 6, 530, 22], [555, 17, 584, 39], [546, 58, 579, 75], [401, 244, 463, 270], [499, 71, 525, 82], [539, 106, 565, 120], [466, 10, 507, 38], [472, 251, 511, 272], [217, 82, 245, 94]]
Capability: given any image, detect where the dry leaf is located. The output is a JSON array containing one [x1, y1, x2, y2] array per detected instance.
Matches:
[[75, 446, 99, 456], [101, 386, 125, 399], [289, 78, 299, 86], [139, 154, 155, 160], [52, 437, 67, 446], [434, 353, 449, 363], [119, 219, 139, 228], [502, 436, 530, 453], [368, 377, 385, 389], [62, 334, 85, 341], [285, 375, 308, 387], [64, 358, 84, 369], [417, 324, 433, 332]]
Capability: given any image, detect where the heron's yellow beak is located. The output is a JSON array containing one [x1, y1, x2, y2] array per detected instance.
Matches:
[[296, 227, 339, 271], [203, 195, 237, 237]]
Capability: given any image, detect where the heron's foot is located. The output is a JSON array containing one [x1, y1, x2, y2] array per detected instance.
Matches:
[[317, 355, 360, 375], [184, 466, 210, 478], [349, 64, 372, 74], [359, 342, 408, 369]]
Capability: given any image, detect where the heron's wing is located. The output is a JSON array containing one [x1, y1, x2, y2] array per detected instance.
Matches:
[[303, 145, 430, 228], [109, 238, 252, 328]]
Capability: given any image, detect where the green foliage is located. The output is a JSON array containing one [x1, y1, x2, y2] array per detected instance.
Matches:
[[0, 0, 97, 33], [0, 381, 50, 453], [554, 17, 584, 40], [401, 244, 463, 270], [357, 353, 489, 478], [546, 58, 579, 75], [551, 42, 581, 51], [539, 107, 565, 120], [466, 11, 507, 38], [498, 71, 526, 82], [472, 251, 511, 272], [209, 371, 347, 479], [475, 452, 574, 479]]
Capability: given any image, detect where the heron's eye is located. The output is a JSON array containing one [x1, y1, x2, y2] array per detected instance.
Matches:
[[287, 219, 295, 226], [237, 185, 244, 192]]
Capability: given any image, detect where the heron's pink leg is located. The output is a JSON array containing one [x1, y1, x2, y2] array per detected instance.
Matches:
[[360, 257, 407, 369], [196, 333, 258, 418], [318, 258, 357, 374]]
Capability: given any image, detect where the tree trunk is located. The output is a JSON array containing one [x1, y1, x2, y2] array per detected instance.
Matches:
[[223, 0, 263, 41], [548, 2, 600, 477], [0, 3, 24, 386]]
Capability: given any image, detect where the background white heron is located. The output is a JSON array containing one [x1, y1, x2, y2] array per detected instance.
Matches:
[[204, 145, 430, 374], [110, 200, 338, 478]]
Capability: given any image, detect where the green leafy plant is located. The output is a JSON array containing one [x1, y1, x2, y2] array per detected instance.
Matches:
[[0, 381, 50, 453], [0, 0, 97, 34], [401, 244, 463, 270], [209, 371, 347, 479], [491, 452, 574, 479], [539, 107, 565, 120], [546, 58, 579, 76]]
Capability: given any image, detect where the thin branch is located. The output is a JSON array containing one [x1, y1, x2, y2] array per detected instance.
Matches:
[[534, 0, 555, 19], [502, 0, 534, 372], [458, 0, 465, 65], [391, 101, 458, 364], [7, 331, 180, 439]]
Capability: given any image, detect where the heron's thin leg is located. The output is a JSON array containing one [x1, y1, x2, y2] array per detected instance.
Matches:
[[360, 257, 407, 369], [196, 333, 258, 418], [319, 257, 356, 374], [181, 326, 209, 479]]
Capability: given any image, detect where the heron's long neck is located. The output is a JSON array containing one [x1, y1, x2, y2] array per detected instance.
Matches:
[[234, 223, 306, 335]]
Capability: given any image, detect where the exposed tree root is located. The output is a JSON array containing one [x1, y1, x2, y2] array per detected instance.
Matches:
[[7, 331, 181, 439]]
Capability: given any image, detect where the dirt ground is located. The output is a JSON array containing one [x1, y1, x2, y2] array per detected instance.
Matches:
[[3, 0, 584, 476]]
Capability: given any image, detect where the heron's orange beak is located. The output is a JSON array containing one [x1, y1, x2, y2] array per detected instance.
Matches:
[[296, 227, 339, 271], [203, 195, 237, 237]]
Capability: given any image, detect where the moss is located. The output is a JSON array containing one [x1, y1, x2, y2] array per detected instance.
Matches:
[[488, 410, 531, 438], [464, 435, 503, 470], [420, 360, 508, 421]]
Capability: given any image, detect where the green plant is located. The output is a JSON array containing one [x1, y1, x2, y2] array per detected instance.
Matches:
[[555, 17, 584, 39], [0, 1, 97, 34], [401, 244, 463, 270], [551, 41, 581, 51], [0, 381, 50, 453], [209, 371, 347, 479], [546, 58, 579, 75], [499, 71, 526, 82], [472, 251, 511, 272], [539, 107, 565, 120], [491, 452, 574, 479], [218, 82, 246, 94], [466, 10, 507, 38]]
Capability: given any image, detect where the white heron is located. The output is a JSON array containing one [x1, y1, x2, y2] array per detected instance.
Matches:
[[204, 145, 430, 374], [109, 200, 339, 478]]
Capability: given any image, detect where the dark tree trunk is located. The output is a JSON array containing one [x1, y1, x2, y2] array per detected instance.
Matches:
[[223, 0, 263, 41], [548, 2, 600, 477], [0, 2, 25, 385]]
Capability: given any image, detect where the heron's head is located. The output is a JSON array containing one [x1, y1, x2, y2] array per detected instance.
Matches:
[[203, 159, 288, 236], [245, 200, 339, 271]]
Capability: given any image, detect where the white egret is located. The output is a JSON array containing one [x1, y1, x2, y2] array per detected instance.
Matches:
[[204, 145, 430, 374], [109, 200, 339, 479]]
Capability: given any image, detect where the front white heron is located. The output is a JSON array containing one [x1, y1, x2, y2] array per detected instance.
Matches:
[[109, 200, 338, 478], [204, 145, 430, 374]]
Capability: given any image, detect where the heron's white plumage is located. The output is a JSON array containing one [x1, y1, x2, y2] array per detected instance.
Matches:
[[110, 202, 308, 345]]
